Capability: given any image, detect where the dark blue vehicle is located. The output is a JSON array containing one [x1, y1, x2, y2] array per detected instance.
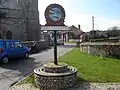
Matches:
[[0, 39, 30, 63]]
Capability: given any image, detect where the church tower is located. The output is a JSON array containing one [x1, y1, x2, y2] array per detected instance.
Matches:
[[0, 0, 40, 41], [18, 0, 40, 41]]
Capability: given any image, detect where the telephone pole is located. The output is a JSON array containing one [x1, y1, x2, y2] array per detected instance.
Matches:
[[92, 16, 94, 41]]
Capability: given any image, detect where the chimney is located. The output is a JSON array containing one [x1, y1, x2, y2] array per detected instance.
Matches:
[[78, 24, 80, 30]]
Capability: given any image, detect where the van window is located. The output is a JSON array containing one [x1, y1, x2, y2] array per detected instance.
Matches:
[[11, 42, 14, 48], [14, 42, 22, 48], [5, 42, 12, 48]]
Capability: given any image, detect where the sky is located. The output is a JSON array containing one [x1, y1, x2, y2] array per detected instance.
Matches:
[[38, 0, 120, 32]]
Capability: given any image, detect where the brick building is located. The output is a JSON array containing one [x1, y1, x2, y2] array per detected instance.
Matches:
[[60, 25, 83, 42]]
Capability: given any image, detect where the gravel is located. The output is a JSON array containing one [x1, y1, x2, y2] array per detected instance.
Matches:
[[9, 82, 120, 90]]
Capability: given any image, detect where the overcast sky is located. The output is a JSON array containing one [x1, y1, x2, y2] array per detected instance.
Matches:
[[38, 0, 120, 32]]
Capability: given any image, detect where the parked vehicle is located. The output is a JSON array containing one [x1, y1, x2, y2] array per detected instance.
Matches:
[[49, 38, 64, 46], [0, 39, 30, 63], [57, 39, 64, 45], [49, 38, 54, 46], [30, 41, 39, 54]]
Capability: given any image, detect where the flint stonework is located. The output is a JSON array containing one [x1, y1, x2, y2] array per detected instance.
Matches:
[[34, 65, 77, 90]]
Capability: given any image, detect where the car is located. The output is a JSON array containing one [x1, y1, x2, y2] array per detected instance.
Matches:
[[49, 38, 54, 46], [49, 38, 64, 46], [57, 39, 64, 45], [0, 39, 30, 64]]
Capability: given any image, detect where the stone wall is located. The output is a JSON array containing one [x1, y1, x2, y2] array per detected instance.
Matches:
[[80, 42, 120, 58]]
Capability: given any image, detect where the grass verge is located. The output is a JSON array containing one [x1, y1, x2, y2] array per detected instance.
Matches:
[[59, 47, 120, 83], [17, 73, 35, 85]]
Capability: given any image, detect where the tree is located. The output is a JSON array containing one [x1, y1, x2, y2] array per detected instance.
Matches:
[[89, 30, 96, 39], [107, 30, 120, 37]]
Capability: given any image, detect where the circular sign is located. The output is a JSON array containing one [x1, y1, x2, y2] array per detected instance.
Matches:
[[45, 4, 66, 26]]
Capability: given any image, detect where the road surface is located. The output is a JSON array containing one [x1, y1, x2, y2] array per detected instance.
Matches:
[[0, 44, 75, 90]]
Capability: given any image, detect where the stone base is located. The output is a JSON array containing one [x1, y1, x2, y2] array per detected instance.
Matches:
[[43, 62, 68, 73], [34, 62, 77, 90]]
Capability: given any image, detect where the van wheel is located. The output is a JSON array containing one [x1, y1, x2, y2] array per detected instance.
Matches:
[[25, 52, 29, 59], [2, 56, 9, 64]]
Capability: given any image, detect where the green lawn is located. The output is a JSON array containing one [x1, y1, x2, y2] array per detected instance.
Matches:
[[59, 48, 120, 83], [18, 47, 120, 85], [17, 73, 35, 85]]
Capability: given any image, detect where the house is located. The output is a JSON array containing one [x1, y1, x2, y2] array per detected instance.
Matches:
[[68, 25, 83, 39], [60, 25, 83, 42]]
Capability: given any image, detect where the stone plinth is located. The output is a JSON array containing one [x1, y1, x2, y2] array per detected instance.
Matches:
[[43, 62, 68, 73], [34, 62, 77, 90]]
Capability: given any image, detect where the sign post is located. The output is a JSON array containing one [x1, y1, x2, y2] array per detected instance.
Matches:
[[43, 4, 68, 65], [54, 30, 57, 65], [41, 26, 68, 65]]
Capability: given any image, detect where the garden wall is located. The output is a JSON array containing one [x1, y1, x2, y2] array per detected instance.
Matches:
[[80, 42, 120, 58]]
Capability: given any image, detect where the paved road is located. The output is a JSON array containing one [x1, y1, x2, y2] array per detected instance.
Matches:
[[0, 44, 75, 90]]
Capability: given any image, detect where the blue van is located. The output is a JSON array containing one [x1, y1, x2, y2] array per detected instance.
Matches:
[[0, 39, 30, 63]]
